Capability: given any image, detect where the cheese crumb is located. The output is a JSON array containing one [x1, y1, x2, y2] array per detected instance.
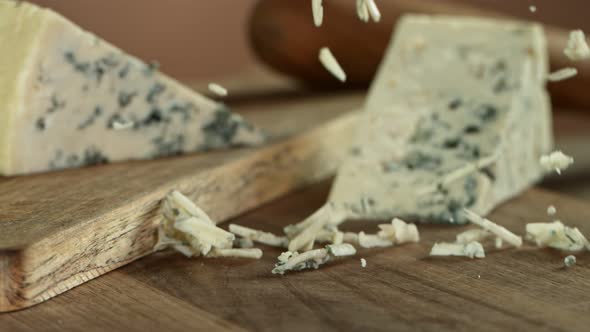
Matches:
[[540, 151, 574, 175], [319, 47, 347, 82], [463, 209, 523, 247], [157, 191, 235, 257], [526, 221, 590, 251], [361, 258, 367, 268], [529, 5, 537, 13], [208, 83, 228, 97], [286, 203, 347, 252], [564, 255, 577, 267], [495, 237, 503, 249], [311, 0, 323, 27], [430, 241, 485, 259], [359, 231, 393, 248], [377, 218, 420, 244], [456, 229, 491, 244], [207, 248, 263, 259], [564, 30, 590, 61], [547, 68, 578, 82], [547, 205, 557, 216], [272, 244, 356, 275], [229, 224, 288, 248]]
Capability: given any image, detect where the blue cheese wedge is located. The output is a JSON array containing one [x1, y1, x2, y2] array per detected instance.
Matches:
[[330, 15, 551, 224], [0, 1, 264, 175], [286, 15, 551, 251]]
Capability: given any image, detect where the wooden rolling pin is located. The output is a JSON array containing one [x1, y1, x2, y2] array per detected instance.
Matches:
[[249, 0, 590, 109]]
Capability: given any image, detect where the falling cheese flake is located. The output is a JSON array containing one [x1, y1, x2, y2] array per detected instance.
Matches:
[[529, 5, 537, 13], [463, 209, 523, 247], [547, 205, 557, 216], [319, 47, 347, 82], [456, 229, 492, 244], [564, 30, 590, 61], [361, 258, 367, 268], [430, 242, 485, 259], [208, 83, 228, 97], [311, 0, 323, 27], [364, 0, 381, 22], [547, 68, 578, 82], [272, 244, 357, 275], [540, 150, 574, 175], [564, 255, 577, 267], [356, 0, 369, 22]]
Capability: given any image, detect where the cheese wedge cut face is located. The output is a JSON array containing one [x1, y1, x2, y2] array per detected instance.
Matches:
[[328, 15, 552, 224], [0, 1, 264, 175]]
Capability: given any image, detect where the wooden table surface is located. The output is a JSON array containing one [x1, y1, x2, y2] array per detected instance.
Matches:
[[1, 70, 590, 331]]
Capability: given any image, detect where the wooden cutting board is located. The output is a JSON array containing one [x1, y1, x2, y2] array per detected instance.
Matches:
[[0, 91, 362, 312], [1, 80, 590, 331]]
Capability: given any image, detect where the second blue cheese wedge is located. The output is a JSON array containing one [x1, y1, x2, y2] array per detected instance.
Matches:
[[331, 15, 552, 223], [287, 15, 552, 251], [0, 1, 264, 176]]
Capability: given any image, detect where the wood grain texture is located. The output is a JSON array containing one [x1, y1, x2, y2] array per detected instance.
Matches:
[[4, 180, 588, 331], [121, 183, 590, 332], [0, 97, 360, 311]]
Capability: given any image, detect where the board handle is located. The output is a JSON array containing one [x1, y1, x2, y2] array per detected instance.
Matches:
[[249, 0, 590, 109]]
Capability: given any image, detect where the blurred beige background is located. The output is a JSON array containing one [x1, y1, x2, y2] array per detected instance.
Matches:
[[31, 0, 259, 80], [29, 0, 590, 81]]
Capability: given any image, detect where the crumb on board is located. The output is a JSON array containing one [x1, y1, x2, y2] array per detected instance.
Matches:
[[456, 229, 491, 244], [526, 221, 590, 251], [430, 241, 486, 259], [361, 258, 367, 268], [156, 191, 264, 259], [564, 255, 577, 268], [272, 244, 357, 275], [229, 224, 288, 248]]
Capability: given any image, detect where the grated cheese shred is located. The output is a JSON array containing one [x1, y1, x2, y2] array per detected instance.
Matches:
[[430, 241, 485, 259], [318, 47, 347, 82], [311, 0, 323, 27], [463, 209, 522, 247]]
